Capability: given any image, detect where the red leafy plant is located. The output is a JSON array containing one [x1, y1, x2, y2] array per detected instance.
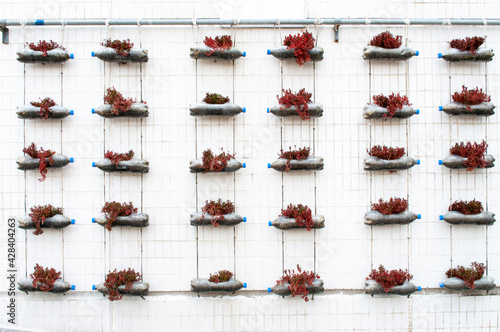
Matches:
[[26, 40, 65, 56], [201, 148, 235, 173], [281, 203, 314, 231], [277, 265, 320, 302], [23, 142, 55, 182], [30, 97, 56, 119], [203, 35, 233, 56], [104, 87, 136, 115], [201, 199, 235, 227], [369, 31, 402, 49], [445, 262, 485, 289], [101, 39, 134, 57], [30, 264, 61, 292], [278, 88, 312, 120], [372, 93, 411, 118], [283, 30, 315, 65], [209, 270, 233, 283], [367, 265, 413, 292], [368, 145, 406, 160], [101, 201, 137, 231], [104, 150, 134, 166], [104, 268, 141, 301], [202, 93, 230, 104], [449, 140, 487, 171], [28, 204, 63, 235], [449, 36, 485, 55], [371, 197, 408, 215], [278, 146, 310, 172], [451, 86, 491, 111], [449, 199, 483, 215]]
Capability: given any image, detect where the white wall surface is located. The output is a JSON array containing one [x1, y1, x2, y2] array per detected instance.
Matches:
[[1, 0, 500, 331]]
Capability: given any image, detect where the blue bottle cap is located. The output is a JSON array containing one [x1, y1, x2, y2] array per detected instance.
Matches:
[[91, 108, 95, 114], [267, 287, 272, 293], [267, 108, 270, 113], [71, 219, 75, 224], [71, 285, 76, 290], [438, 160, 443, 165], [439, 282, 444, 288], [242, 163, 246, 168], [91, 51, 95, 57], [439, 106, 443, 111], [92, 285, 96, 290], [69, 110, 74, 115], [439, 215, 444, 220], [242, 107, 246, 113], [416, 160, 420, 165], [268, 221, 272, 226], [92, 162, 96, 167], [243, 283, 247, 288], [415, 50, 419, 56], [417, 286, 422, 291], [267, 49, 271, 55], [70, 54, 74, 59], [437, 53, 442, 58], [70, 158, 74, 163], [242, 51, 246, 57], [267, 163, 271, 168], [92, 218, 96, 223], [243, 217, 247, 222], [417, 214, 421, 219], [416, 109, 420, 115]]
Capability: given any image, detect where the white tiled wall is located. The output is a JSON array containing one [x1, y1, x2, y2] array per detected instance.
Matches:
[[1, 1, 500, 331]]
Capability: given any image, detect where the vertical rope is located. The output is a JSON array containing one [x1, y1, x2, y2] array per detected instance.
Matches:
[[138, 19, 144, 278], [22, 21, 28, 277], [60, 21, 66, 278], [368, 60, 373, 270]]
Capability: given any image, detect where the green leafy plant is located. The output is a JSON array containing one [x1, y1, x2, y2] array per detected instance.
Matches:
[[278, 88, 312, 120], [23, 142, 55, 182], [201, 148, 235, 173], [278, 146, 311, 172], [101, 201, 138, 231], [445, 262, 485, 289], [450, 140, 487, 171], [30, 97, 56, 119], [203, 35, 233, 56], [371, 197, 408, 215], [104, 150, 134, 166], [369, 31, 402, 49], [372, 93, 411, 118], [28, 204, 63, 235], [283, 30, 315, 65], [26, 40, 65, 56], [281, 203, 313, 231], [30, 264, 61, 291], [104, 87, 136, 115], [451, 86, 491, 111], [368, 145, 406, 160], [277, 265, 320, 302], [101, 39, 134, 56], [367, 265, 413, 292], [104, 268, 141, 301], [449, 36, 485, 54], [209, 270, 233, 283], [202, 93, 230, 104], [449, 199, 483, 215], [201, 199, 235, 227]]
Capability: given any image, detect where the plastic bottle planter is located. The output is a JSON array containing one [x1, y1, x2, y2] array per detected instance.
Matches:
[[189, 159, 245, 173], [18, 214, 74, 231], [364, 210, 420, 226], [268, 156, 324, 172], [18, 278, 74, 294], [439, 155, 495, 169], [269, 215, 325, 230], [438, 47, 494, 62], [94, 282, 149, 297], [364, 156, 419, 171], [92, 213, 149, 228], [364, 280, 420, 296], [190, 212, 245, 227], [269, 279, 324, 297], [190, 45, 245, 60], [17, 104, 73, 120], [93, 159, 149, 173], [191, 278, 246, 293], [189, 102, 245, 117], [268, 103, 323, 118], [440, 211, 495, 226], [267, 46, 324, 62], [439, 102, 495, 116], [363, 104, 418, 119], [16, 154, 73, 171], [17, 48, 73, 63], [362, 46, 418, 61], [92, 48, 149, 63], [92, 103, 148, 118], [440, 276, 495, 292]]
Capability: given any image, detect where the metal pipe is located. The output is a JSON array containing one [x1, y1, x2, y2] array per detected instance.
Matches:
[[1, 18, 499, 27]]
